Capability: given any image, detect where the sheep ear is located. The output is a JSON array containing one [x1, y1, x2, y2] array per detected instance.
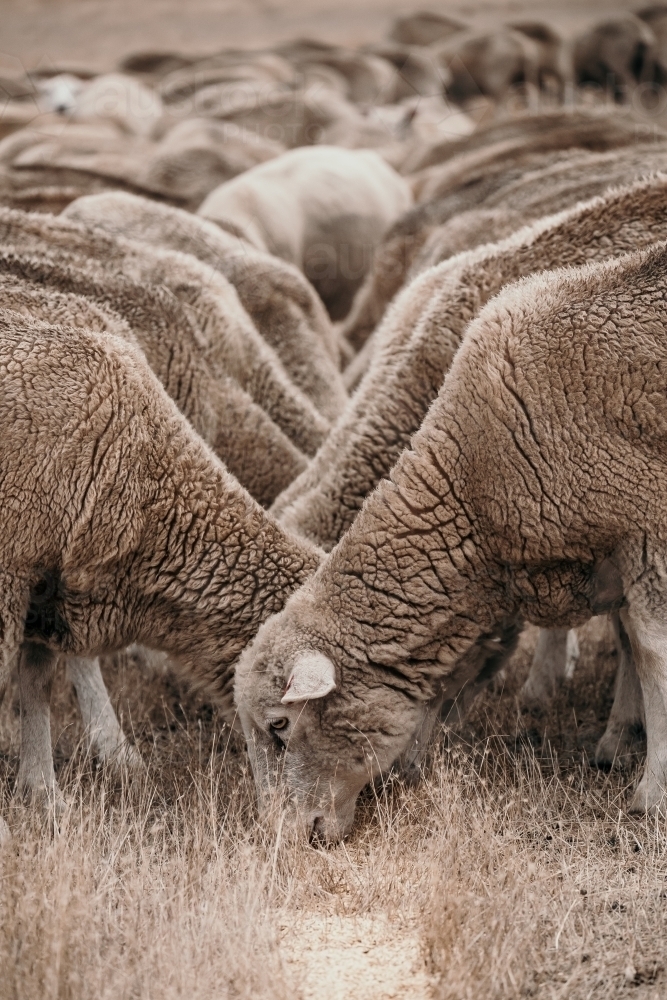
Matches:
[[281, 652, 336, 704]]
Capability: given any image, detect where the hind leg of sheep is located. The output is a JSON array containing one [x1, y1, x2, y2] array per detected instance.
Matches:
[[595, 613, 645, 768], [520, 627, 579, 708], [623, 610, 667, 814], [15, 642, 65, 816], [66, 656, 141, 771]]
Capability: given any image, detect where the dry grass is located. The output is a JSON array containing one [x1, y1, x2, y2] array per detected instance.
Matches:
[[1, 617, 666, 1000]]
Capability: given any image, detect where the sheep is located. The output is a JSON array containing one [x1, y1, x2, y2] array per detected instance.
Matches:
[[574, 14, 657, 101], [403, 106, 663, 178], [158, 52, 296, 106], [0, 307, 321, 817], [0, 115, 283, 211], [0, 263, 306, 509], [389, 11, 468, 47], [343, 139, 667, 351], [273, 179, 667, 769], [141, 118, 285, 206], [0, 124, 146, 213], [410, 112, 665, 202], [62, 191, 348, 412], [197, 146, 413, 320], [276, 44, 397, 105], [236, 239, 667, 840], [194, 86, 368, 151], [0, 262, 303, 776], [508, 21, 573, 100], [361, 42, 448, 101], [433, 28, 543, 108], [0, 206, 331, 458], [71, 72, 163, 138], [118, 49, 194, 81], [637, 5, 667, 83]]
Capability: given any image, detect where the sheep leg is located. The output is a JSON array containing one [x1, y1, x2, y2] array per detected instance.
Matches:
[[15, 642, 65, 816], [395, 693, 444, 784], [66, 656, 141, 771], [520, 627, 579, 708], [595, 613, 645, 768], [623, 610, 667, 814]]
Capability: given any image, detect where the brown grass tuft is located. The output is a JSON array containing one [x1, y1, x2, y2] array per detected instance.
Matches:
[[1, 618, 665, 999]]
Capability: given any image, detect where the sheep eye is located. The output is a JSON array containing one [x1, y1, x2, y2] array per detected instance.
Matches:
[[270, 717, 288, 731]]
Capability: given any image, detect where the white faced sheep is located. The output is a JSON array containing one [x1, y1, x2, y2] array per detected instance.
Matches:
[[236, 240, 667, 842], [0, 308, 321, 821], [197, 145, 413, 320]]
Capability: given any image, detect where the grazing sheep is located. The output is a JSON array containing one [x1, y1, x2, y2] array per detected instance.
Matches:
[[275, 177, 667, 558], [0, 308, 321, 814], [276, 182, 667, 763], [574, 14, 656, 101], [142, 118, 285, 206], [237, 239, 667, 839], [0, 121, 150, 212], [198, 146, 412, 320], [72, 72, 163, 137], [158, 52, 296, 106], [344, 139, 667, 351], [277, 44, 397, 104], [0, 263, 307, 509], [389, 11, 467, 47], [637, 5, 667, 83], [361, 42, 448, 100], [403, 106, 661, 177], [508, 21, 573, 99], [196, 86, 366, 150], [433, 28, 542, 108], [62, 191, 348, 412], [118, 49, 194, 81], [410, 111, 664, 201], [0, 265, 303, 775], [0, 207, 330, 458]]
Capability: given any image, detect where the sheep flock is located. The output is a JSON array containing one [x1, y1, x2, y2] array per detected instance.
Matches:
[[4, 3, 667, 997]]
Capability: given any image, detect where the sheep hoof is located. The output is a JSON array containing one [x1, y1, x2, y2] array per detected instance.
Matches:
[[120, 741, 144, 772], [595, 725, 641, 770], [105, 740, 144, 775], [14, 779, 67, 823], [518, 678, 554, 712], [627, 777, 665, 816]]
